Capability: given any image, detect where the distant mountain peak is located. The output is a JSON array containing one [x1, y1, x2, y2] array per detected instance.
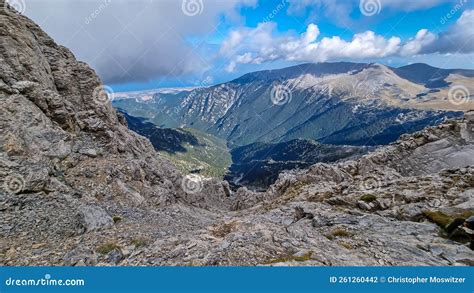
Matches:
[[115, 61, 470, 148]]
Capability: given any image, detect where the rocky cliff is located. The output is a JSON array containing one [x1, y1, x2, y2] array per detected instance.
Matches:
[[1, 2, 473, 266], [0, 0, 229, 263]]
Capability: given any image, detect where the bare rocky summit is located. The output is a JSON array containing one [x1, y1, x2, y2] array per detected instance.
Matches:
[[1, 2, 473, 266]]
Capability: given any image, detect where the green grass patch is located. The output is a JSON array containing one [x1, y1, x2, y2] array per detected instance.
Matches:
[[96, 242, 120, 254], [331, 228, 352, 238], [338, 241, 353, 249], [360, 194, 377, 203], [211, 221, 237, 238], [423, 210, 474, 228], [131, 238, 148, 248]]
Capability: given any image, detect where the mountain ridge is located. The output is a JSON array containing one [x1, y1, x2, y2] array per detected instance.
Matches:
[[226, 138, 370, 190], [230, 62, 371, 84], [115, 61, 471, 147]]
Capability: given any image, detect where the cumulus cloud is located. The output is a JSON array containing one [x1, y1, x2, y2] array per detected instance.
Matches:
[[420, 9, 474, 54], [400, 29, 437, 56], [221, 10, 474, 72], [221, 23, 401, 72], [23, 0, 255, 84]]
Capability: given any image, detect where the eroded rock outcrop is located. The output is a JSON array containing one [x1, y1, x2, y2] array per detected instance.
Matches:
[[0, 1, 226, 256]]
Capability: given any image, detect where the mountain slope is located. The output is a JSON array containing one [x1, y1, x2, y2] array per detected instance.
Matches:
[[118, 109, 231, 178], [117, 109, 201, 154], [0, 2, 230, 264], [226, 139, 370, 190], [394, 63, 474, 88], [115, 62, 471, 147]]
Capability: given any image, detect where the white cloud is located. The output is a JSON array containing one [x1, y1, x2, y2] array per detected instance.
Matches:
[[23, 0, 256, 84], [400, 29, 437, 56], [420, 9, 474, 54], [225, 53, 255, 72], [221, 23, 401, 71], [221, 10, 474, 72]]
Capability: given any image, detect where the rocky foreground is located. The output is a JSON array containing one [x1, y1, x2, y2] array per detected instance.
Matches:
[[1, 2, 473, 266]]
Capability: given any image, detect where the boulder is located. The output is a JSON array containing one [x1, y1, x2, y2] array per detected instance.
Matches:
[[76, 205, 113, 233]]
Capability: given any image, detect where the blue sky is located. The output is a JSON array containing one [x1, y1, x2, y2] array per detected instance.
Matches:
[[24, 0, 474, 92]]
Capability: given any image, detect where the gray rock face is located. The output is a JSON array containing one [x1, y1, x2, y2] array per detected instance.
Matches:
[[0, 3, 182, 201], [1, 3, 473, 266], [0, 1, 224, 262], [76, 205, 114, 233]]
